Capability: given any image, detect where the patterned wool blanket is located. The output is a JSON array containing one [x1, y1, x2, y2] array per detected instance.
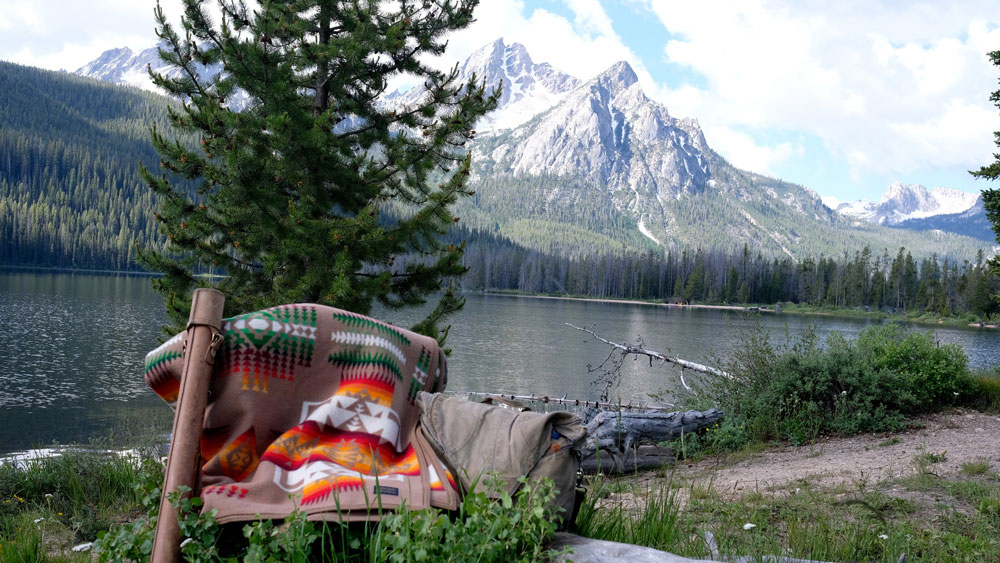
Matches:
[[144, 304, 458, 523]]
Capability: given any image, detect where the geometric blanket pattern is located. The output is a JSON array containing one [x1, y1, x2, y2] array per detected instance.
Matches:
[[144, 304, 458, 523]]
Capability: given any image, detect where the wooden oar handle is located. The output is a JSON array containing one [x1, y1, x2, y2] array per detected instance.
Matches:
[[152, 288, 225, 563]]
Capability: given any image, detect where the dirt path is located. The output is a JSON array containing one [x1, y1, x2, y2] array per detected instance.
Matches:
[[673, 410, 1000, 496]]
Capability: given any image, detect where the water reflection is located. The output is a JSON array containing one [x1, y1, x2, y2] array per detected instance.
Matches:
[[1, 272, 997, 454]]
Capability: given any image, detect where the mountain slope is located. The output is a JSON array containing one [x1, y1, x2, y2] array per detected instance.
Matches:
[[897, 197, 997, 242], [458, 56, 988, 261], [386, 38, 580, 133], [0, 61, 187, 270]]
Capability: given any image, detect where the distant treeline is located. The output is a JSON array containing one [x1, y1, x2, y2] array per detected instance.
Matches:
[[457, 228, 1000, 319]]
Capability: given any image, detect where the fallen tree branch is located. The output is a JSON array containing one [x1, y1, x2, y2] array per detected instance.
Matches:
[[566, 323, 730, 386]]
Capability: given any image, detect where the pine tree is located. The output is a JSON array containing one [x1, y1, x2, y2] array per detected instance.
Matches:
[[139, 0, 498, 339], [972, 49, 1000, 283]]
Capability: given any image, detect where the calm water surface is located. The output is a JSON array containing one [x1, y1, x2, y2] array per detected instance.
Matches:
[[1, 272, 998, 454]]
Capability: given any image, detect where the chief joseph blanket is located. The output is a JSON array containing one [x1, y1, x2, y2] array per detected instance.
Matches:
[[144, 304, 459, 523]]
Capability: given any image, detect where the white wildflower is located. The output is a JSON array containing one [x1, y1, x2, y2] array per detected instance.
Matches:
[[878, 534, 889, 540], [72, 542, 94, 553], [743, 523, 757, 530]]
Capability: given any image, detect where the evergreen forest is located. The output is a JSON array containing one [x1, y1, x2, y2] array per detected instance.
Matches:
[[0, 61, 193, 270]]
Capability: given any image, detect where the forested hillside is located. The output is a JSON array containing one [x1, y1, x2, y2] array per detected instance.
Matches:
[[0, 61, 189, 270]]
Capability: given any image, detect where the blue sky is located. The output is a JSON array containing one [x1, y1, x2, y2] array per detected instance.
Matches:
[[2, 0, 1000, 203]]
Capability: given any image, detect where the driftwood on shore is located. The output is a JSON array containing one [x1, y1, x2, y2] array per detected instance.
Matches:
[[580, 408, 724, 474]]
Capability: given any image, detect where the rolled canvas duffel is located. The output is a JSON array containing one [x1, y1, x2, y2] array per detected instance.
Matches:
[[416, 391, 587, 527]]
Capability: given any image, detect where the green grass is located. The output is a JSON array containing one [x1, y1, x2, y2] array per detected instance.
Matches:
[[969, 372, 1000, 413], [961, 459, 992, 476], [0, 451, 158, 561], [576, 465, 1000, 562]]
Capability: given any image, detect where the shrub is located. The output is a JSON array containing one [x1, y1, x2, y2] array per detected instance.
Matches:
[[704, 320, 973, 445]]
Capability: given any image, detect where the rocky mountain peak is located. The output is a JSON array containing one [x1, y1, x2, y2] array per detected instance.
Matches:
[[830, 181, 978, 226], [591, 61, 639, 93], [448, 38, 580, 131], [879, 182, 935, 215]]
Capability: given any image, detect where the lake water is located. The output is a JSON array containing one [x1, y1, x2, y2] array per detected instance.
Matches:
[[1, 271, 998, 455]]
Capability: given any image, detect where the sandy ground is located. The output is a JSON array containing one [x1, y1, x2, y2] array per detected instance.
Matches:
[[670, 410, 1000, 497]]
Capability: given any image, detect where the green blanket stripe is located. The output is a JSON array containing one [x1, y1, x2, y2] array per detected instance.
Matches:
[[407, 378, 424, 402], [144, 349, 182, 374], [331, 312, 411, 347], [271, 304, 318, 328], [328, 350, 403, 380], [416, 348, 431, 373]]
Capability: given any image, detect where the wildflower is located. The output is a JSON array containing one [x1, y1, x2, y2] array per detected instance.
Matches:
[[44, 493, 53, 500], [180, 538, 194, 548], [58, 512, 63, 516], [878, 534, 889, 540], [743, 523, 757, 530], [33, 518, 44, 524]]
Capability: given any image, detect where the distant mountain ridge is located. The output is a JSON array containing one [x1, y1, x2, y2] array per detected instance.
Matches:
[[824, 182, 979, 226], [387, 39, 581, 133], [73, 38, 992, 261], [897, 196, 996, 242], [75, 43, 251, 111]]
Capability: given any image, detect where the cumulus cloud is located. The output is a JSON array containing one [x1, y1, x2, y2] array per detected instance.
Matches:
[[0, 0, 203, 71], [704, 125, 803, 176], [643, 0, 1000, 184]]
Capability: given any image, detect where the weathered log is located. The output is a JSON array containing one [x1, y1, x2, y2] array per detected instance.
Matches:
[[584, 408, 724, 455], [580, 445, 674, 475]]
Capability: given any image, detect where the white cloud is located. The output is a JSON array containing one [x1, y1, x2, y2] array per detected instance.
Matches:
[[0, 0, 220, 71], [703, 125, 802, 175], [643, 0, 1000, 185]]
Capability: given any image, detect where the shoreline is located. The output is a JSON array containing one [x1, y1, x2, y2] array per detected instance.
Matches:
[[480, 290, 995, 329], [482, 291, 775, 312]]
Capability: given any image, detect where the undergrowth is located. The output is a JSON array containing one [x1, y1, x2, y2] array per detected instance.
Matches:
[[91, 465, 565, 562]]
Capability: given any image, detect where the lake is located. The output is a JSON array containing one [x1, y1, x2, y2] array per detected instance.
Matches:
[[1, 271, 998, 455]]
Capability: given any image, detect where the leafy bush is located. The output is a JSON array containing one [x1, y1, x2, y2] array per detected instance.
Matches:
[[704, 320, 973, 445], [96, 471, 565, 562]]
